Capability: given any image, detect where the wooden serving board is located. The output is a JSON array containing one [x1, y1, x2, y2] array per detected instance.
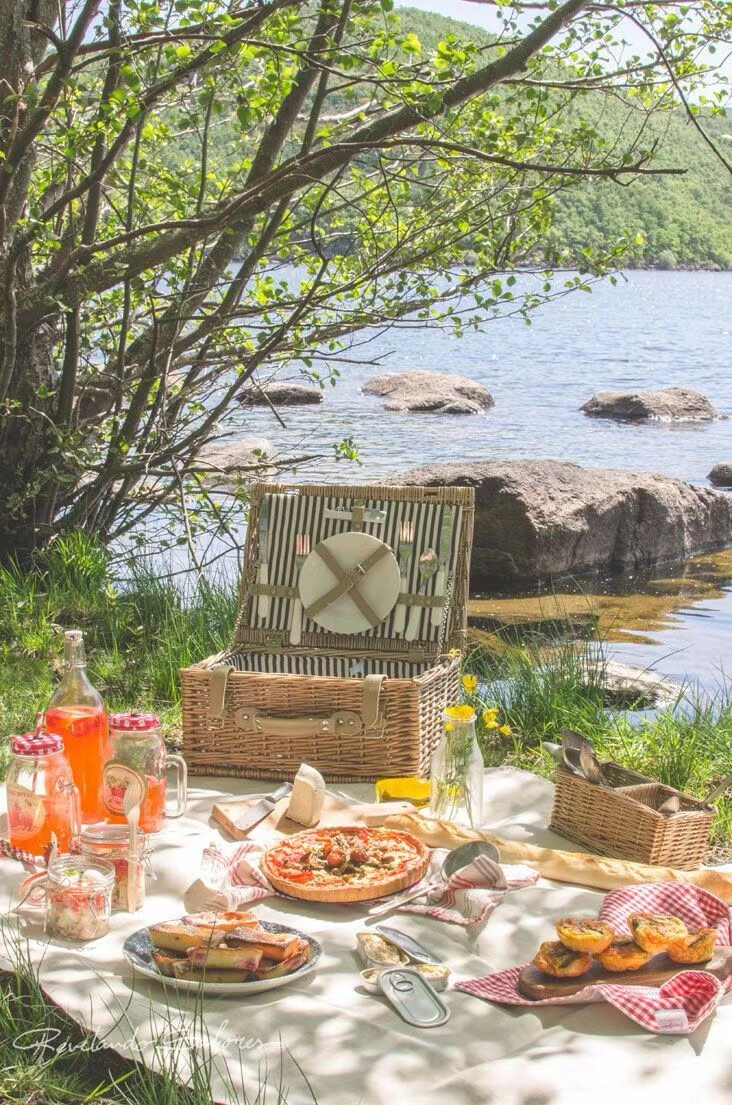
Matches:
[[212, 792, 375, 844], [518, 946, 732, 1001]]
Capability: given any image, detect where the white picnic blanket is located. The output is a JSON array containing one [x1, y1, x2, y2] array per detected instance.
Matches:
[[1, 767, 730, 1105]]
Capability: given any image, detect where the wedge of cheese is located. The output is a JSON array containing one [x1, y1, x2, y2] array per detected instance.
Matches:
[[286, 763, 325, 827]]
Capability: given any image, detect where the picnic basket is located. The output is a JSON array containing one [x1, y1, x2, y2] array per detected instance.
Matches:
[[182, 481, 474, 782], [550, 761, 714, 869]]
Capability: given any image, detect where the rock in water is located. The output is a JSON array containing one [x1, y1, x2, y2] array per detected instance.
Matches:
[[387, 459, 732, 588], [239, 381, 323, 406], [362, 371, 494, 414], [196, 437, 274, 487], [709, 463, 732, 487], [580, 387, 720, 422]]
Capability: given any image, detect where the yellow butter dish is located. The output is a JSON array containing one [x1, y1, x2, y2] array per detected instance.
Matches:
[[375, 777, 431, 808]]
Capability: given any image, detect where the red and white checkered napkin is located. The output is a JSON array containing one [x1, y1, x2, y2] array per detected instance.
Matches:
[[397, 849, 540, 926], [182, 842, 538, 926], [457, 881, 732, 1034]]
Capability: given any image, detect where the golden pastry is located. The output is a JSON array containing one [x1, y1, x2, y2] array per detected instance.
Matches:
[[597, 938, 652, 972], [532, 940, 593, 978], [555, 917, 614, 954], [667, 928, 717, 964], [627, 913, 688, 954]]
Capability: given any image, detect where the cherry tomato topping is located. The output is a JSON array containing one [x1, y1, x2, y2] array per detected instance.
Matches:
[[326, 849, 345, 867]]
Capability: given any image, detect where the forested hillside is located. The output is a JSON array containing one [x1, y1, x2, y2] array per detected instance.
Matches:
[[397, 8, 731, 270]]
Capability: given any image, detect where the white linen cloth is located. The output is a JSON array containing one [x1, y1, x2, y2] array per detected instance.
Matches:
[[1, 767, 731, 1105]]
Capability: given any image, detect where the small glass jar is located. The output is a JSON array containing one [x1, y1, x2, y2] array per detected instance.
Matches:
[[80, 823, 151, 912], [103, 712, 187, 834], [6, 732, 80, 858], [45, 855, 115, 941], [429, 706, 484, 828]]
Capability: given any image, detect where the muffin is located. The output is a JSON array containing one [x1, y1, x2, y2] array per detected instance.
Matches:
[[667, 928, 717, 964], [597, 938, 652, 972], [532, 940, 593, 978], [556, 917, 615, 954], [627, 913, 688, 954]]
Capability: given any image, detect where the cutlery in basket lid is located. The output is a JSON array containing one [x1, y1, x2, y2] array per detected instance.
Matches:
[[181, 481, 474, 783]]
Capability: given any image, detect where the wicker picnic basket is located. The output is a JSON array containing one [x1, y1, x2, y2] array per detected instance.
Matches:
[[182, 481, 475, 782], [550, 762, 714, 869]]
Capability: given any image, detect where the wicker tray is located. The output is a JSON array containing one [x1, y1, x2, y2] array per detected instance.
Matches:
[[549, 762, 714, 870], [182, 482, 474, 782]]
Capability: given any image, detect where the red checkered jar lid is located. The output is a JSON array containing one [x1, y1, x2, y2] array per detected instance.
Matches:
[[109, 712, 160, 731], [12, 732, 63, 755]]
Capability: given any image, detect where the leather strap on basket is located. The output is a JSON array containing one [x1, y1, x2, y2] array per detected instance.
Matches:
[[206, 666, 232, 729], [304, 541, 390, 628]]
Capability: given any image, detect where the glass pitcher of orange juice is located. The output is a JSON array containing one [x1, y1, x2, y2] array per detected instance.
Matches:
[[103, 712, 187, 833], [6, 731, 80, 858], [46, 630, 107, 823]]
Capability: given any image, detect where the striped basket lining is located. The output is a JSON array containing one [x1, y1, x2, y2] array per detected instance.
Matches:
[[241, 490, 463, 647], [217, 651, 430, 679]]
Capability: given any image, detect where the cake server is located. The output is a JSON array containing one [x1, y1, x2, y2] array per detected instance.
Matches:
[[230, 782, 292, 833]]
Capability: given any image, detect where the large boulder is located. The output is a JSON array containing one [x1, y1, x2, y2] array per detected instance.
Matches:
[[387, 459, 732, 588], [581, 387, 720, 422], [709, 463, 732, 487], [363, 371, 494, 414], [196, 437, 274, 487], [239, 381, 323, 406]]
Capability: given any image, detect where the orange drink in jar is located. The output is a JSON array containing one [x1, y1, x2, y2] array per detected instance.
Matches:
[[103, 713, 187, 834], [6, 732, 80, 858], [45, 630, 107, 823]]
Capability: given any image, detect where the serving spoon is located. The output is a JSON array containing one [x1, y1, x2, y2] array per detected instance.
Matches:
[[367, 839, 501, 919]]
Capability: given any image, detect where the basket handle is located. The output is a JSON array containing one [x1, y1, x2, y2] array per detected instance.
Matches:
[[208, 671, 386, 738]]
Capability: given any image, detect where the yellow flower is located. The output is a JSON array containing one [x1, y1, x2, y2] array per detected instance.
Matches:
[[499, 725, 513, 737], [445, 704, 475, 723], [462, 674, 478, 695], [482, 708, 499, 726], [484, 720, 499, 730]]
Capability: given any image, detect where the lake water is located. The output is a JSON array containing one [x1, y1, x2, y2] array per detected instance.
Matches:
[[204, 271, 732, 689], [231, 269, 731, 486]]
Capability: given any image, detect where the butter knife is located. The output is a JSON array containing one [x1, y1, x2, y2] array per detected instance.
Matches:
[[375, 925, 443, 964], [256, 498, 270, 619], [431, 506, 454, 627], [232, 782, 292, 834]]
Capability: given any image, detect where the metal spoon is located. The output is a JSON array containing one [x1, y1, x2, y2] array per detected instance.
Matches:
[[405, 548, 439, 642], [561, 729, 605, 784], [659, 772, 732, 816], [367, 839, 500, 918]]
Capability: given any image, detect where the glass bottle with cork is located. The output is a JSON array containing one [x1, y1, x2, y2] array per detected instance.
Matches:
[[46, 630, 107, 823]]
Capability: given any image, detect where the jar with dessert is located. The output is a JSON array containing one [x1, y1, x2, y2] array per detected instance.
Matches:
[[80, 823, 152, 911], [45, 855, 115, 941], [102, 713, 187, 833], [6, 731, 80, 859]]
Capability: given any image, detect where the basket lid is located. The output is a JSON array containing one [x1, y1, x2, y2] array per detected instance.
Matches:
[[232, 482, 474, 660]]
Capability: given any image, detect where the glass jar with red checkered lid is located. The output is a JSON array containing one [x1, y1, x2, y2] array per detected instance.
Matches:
[[6, 729, 80, 858], [102, 712, 187, 833]]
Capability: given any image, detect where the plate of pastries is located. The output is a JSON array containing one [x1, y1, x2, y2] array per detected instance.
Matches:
[[519, 913, 731, 1000], [123, 910, 321, 994]]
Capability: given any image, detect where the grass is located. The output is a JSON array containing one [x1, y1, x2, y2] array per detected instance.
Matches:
[[466, 641, 732, 859], [0, 920, 312, 1105], [0, 536, 240, 757]]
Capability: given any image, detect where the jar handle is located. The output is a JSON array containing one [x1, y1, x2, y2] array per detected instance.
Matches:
[[165, 754, 188, 819]]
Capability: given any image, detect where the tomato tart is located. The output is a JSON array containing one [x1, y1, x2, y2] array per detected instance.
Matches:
[[260, 826, 429, 903]]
